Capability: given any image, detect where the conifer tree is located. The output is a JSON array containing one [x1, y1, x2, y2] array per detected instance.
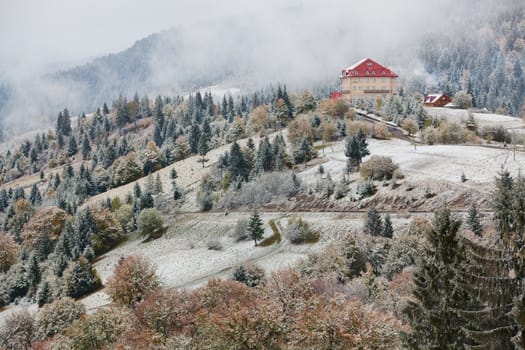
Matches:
[[364, 207, 383, 236], [345, 135, 362, 172], [29, 184, 42, 206], [67, 135, 77, 157], [198, 134, 209, 168], [356, 128, 370, 157], [134, 182, 142, 199], [248, 211, 264, 246], [37, 280, 52, 307], [404, 208, 468, 349], [154, 173, 163, 194], [383, 214, 394, 238], [62, 108, 72, 136], [27, 254, 41, 289], [293, 135, 315, 169], [467, 202, 483, 236], [81, 136, 91, 159], [229, 141, 248, 181], [493, 170, 514, 240]]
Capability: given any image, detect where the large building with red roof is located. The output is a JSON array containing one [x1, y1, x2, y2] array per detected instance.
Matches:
[[340, 58, 399, 104]]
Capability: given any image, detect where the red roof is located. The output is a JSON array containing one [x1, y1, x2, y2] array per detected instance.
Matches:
[[341, 58, 398, 78]]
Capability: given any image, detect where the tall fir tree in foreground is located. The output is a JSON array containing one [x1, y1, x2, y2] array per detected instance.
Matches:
[[404, 208, 470, 349]]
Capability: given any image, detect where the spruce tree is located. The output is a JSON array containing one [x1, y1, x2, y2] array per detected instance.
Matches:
[[467, 202, 483, 236], [493, 170, 514, 240], [248, 211, 264, 246], [293, 135, 315, 169], [37, 280, 52, 307], [198, 134, 209, 168], [229, 141, 248, 181], [134, 182, 142, 199], [364, 207, 383, 236], [356, 128, 370, 157], [81, 136, 91, 159], [29, 183, 42, 206], [345, 135, 362, 172], [404, 208, 468, 349], [154, 173, 163, 194], [383, 214, 394, 238], [27, 254, 41, 289]]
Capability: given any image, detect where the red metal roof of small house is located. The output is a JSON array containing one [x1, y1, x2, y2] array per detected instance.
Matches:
[[424, 93, 448, 104], [341, 58, 398, 79]]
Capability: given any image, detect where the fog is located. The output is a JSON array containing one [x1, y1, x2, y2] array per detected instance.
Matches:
[[0, 0, 515, 131]]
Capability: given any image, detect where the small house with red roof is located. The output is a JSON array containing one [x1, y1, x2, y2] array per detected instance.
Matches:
[[423, 93, 451, 107], [340, 58, 399, 103]]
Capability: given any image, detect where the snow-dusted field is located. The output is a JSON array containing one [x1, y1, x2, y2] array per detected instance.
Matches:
[[426, 107, 525, 130], [80, 211, 373, 311], [303, 138, 525, 189]]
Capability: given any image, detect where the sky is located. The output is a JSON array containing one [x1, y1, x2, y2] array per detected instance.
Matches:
[[0, 0, 510, 131], [0, 0, 457, 72], [0, 0, 288, 71]]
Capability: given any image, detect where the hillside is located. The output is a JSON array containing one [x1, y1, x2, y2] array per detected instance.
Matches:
[[2, 80, 525, 347]]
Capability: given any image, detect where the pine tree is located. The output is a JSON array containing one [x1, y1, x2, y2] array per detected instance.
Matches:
[[404, 208, 468, 349], [345, 135, 362, 172], [493, 170, 514, 240], [29, 183, 42, 206], [248, 211, 264, 246], [154, 173, 163, 194], [356, 128, 370, 157], [35, 230, 51, 260], [27, 254, 41, 289], [62, 108, 72, 136], [153, 124, 163, 147], [383, 214, 394, 238], [134, 182, 142, 199], [37, 280, 52, 307], [67, 135, 78, 157], [364, 207, 383, 236], [229, 141, 248, 181], [293, 135, 315, 169], [198, 134, 209, 168], [467, 202, 483, 236], [81, 136, 91, 159]]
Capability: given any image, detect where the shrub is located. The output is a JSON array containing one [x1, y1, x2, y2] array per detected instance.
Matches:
[[206, 238, 223, 251], [0, 231, 19, 272], [35, 297, 85, 340], [232, 263, 265, 287], [360, 155, 399, 180], [219, 171, 301, 209], [65, 307, 131, 350], [334, 177, 349, 199], [106, 255, 160, 308], [115, 204, 133, 232], [421, 127, 437, 145], [285, 217, 319, 244], [134, 288, 200, 338], [91, 207, 124, 254], [233, 218, 249, 242], [371, 123, 392, 139], [452, 90, 473, 109], [0, 310, 35, 350], [401, 118, 419, 136], [136, 208, 165, 239]]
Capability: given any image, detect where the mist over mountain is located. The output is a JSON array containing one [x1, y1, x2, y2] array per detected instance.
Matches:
[[0, 0, 523, 134]]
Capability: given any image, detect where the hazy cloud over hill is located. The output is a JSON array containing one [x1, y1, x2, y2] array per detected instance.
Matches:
[[0, 0, 519, 130]]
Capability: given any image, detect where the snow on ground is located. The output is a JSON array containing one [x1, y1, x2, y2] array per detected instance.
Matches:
[[426, 107, 525, 130], [80, 211, 380, 311], [303, 138, 525, 189]]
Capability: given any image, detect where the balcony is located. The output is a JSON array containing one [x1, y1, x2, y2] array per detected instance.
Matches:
[[363, 89, 391, 94]]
